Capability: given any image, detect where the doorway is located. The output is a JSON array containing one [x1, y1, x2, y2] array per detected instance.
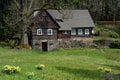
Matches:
[[42, 42, 48, 51]]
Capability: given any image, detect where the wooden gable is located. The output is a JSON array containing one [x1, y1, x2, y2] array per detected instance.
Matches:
[[34, 10, 59, 29]]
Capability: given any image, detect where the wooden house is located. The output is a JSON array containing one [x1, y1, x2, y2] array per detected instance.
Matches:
[[30, 9, 95, 51]]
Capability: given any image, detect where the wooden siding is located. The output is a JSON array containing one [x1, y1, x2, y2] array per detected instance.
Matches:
[[58, 31, 71, 38], [32, 10, 59, 40], [32, 28, 58, 40]]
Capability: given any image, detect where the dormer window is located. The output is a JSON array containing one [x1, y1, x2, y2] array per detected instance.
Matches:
[[37, 29, 42, 35], [56, 19, 63, 22]]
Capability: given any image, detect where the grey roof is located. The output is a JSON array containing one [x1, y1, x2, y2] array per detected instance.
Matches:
[[47, 9, 95, 30], [57, 22, 71, 30]]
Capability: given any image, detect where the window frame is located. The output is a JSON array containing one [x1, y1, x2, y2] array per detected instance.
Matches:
[[47, 29, 53, 35], [85, 29, 90, 35], [37, 29, 42, 35], [78, 29, 83, 35], [71, 29, 76, 35]]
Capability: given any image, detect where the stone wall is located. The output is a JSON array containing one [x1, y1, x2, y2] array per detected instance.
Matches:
[[32, 39, 58, 51], [58, 39, 71, 48]]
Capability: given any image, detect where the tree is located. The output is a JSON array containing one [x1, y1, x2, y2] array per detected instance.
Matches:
[[3, 0, 41, 49]]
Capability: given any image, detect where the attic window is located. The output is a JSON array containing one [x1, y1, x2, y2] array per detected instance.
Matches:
[[56, 19, 63, 22]]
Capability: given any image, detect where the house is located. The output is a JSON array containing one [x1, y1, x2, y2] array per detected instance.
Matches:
[[30, 9, 95, 51]]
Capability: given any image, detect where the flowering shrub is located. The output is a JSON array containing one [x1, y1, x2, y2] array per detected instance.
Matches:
[[97, 67, 104, 71], [35, 64, 45, 70], [2, 65, 21, 74], [97, 67, 112, 73], [26, 72, 34, 79], [104, 68, 111, 73]]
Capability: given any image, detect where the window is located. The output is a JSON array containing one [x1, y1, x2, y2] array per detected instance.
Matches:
[[47, 29, 53, 35], [78, 29, 83, 35], [71, 29, 76, 35], [62, 31, 70, 34], [37, 29, 42, 35], [85, 29, 89, 35]]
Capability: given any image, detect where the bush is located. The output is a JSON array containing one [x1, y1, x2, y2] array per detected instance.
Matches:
[[109, 40, 120, 49], [35, 64, 45, 70], [109, 31, 119, 38], [94, 28, 101, 36], [2, 65, 21, 74], [26, 72, 34, 79]]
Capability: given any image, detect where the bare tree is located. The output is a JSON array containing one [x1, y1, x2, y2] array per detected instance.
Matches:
[[4, 0, 41, 49]]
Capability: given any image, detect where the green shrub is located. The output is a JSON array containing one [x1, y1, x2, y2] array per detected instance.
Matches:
[[35, 64, 45, 70], [26, 72, 34, 79], [109, 31, 119, 38], [94, 28, 101, 36], [109, 40, 120, 49]]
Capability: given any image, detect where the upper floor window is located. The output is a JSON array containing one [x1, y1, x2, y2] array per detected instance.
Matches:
[[47, 29, 53, 35], [85, 29, 89, 35], [37, 29, 42, 35], [78, 29, 83, 35], [71, 29, 76, 35]]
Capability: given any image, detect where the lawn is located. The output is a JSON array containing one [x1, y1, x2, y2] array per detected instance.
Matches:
[[0, 47, 120, 80]]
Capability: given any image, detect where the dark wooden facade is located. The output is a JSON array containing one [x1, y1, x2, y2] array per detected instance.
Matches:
[[30, 10, 94, 51], [32, 10, 59, 40]]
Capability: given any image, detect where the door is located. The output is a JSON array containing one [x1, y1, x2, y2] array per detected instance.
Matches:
[[42, 42, 48, 51]]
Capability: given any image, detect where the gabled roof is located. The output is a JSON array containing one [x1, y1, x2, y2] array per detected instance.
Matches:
[[47, 9, 95, 30]]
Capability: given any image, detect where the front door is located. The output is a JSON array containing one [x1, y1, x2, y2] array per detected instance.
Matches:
[[42, 42, 47, 51]]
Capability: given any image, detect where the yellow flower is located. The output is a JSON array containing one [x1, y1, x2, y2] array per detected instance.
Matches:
[[104, 68, 111, 73], [97, 67, 104, 71]]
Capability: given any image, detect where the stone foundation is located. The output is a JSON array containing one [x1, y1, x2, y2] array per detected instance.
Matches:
[[32, 37, 94, 51]]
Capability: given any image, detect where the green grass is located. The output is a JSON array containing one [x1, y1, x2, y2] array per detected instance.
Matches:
[[0, 48, 120, 80]]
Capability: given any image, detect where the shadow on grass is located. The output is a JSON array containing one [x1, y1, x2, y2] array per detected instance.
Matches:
[[55, 66, 104, 80]]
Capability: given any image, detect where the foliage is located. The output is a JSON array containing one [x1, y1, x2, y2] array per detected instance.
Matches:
[[94, 24, 120, 40], [26, 72, 35, 79], [35, 64, 45, 70], [2, 65, 21, 75], [97, 67, 112, 73], [109, 40, 120, 49], [109, 31, 119, 38]]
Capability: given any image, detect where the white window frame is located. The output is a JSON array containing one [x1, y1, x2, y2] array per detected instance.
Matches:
[[71, 29, 76, 35], [47, 29, 53, 35], [62, 31, 69, 34], [85, 29, 90, 35], [37, 29, 42, 35], [78, 29, 83, 35]]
